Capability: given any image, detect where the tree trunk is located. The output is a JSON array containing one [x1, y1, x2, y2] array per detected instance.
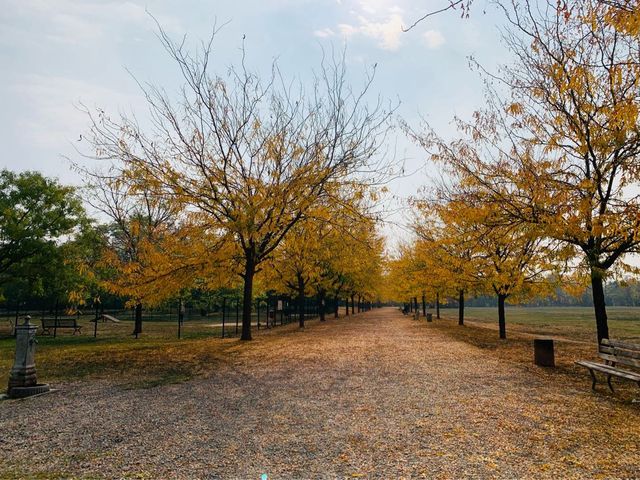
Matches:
[[319, 290, 326, 322], [591, 270, 609, 344], [498, 293, 507, 339], [133, 302, 142, 337], [436, 292, 440, 319], [345, 297, 349, 316], [351, 294, 355, 315], [334, 297, 339, 318], [241, 256, 256, 341], [422, 294, 426, 317], [458, 289, 464, 326]]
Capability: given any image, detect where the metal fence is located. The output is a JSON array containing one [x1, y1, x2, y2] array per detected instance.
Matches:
[[0, 295, 367, 340]]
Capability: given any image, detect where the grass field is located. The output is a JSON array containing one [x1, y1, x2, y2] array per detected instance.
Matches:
[[0, 309, 320, 389], [438, 306, 640, 342]]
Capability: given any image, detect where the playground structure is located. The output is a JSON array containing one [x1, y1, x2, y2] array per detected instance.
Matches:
[[96, 314, 121, 323]]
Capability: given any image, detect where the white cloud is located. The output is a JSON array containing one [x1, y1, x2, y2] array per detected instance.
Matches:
[[338, 23, 359, 37], [318, 2, 406, 51], [313, 28, 335, 38], [331, 13, 404, 50], [358, 13, 404, 50], [357, 0, 402, 15], [422, 29, 445, 49]]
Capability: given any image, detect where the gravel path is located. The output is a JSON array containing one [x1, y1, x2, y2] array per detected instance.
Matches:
[[1, 307, 639, 479]]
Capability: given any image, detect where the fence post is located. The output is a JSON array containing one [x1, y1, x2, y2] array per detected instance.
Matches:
[[235, 298, 239, 335], [178, 299, 184, 339], [222, 297, 226, 339], [94, 301, 99, 338], [266, 297, 271, 328], [54, 299, 59, 338]]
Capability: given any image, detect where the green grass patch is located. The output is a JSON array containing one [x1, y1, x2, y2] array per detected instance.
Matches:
[[438, 306, 640, 342]]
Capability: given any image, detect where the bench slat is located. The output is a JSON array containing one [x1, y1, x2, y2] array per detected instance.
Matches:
[[601, 338, 640, 352], [600, 344, 640, 360], [598, 352, 640, 369], [575, 361, 640, 381]]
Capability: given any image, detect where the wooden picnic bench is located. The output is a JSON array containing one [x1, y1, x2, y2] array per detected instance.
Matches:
[[41, 318, 82, 335], [575, 339, 640, 392]]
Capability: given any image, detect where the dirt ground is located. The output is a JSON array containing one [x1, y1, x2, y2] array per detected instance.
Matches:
[[1, 307, 639, 479]]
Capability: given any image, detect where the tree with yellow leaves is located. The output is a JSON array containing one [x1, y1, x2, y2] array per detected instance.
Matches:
[[499, 0, 640, 343], [83, 28, 394, 340], [265, 184, 385, 326], [265, 217, 324, 329], [383, 242, 425, 314], [411, 200, 479, 326], [316, 214, 384, 319], [83, 173, 233, 337], [342, 229, 385, 312], [440, 191, 558, 338]]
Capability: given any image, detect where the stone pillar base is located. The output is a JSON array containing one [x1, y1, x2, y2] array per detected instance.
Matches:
[[8, 366, 37, 389], [7, 383, 50, 399]]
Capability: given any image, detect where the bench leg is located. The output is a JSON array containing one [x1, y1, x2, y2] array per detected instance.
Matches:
[[606, 374, 615, 393], [589, 369, 597, 390]]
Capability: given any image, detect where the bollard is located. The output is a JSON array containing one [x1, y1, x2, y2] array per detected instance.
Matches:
[[534, 339, 555, 367]]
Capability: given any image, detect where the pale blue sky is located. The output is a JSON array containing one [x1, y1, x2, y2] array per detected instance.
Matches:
[[0, 0, 510, 246]]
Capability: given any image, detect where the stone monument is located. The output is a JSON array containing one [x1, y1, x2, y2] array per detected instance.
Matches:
[[7, 315, 50, 399]]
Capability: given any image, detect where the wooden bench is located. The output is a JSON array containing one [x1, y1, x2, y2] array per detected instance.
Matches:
[[41, 318, 82, 335], [575, 339, 640, 392]]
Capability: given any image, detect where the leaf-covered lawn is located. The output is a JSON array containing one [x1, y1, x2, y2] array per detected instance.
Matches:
[[1, 307, 638, 479]]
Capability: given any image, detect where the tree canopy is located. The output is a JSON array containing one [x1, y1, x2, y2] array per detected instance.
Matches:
[[0, 169, 85, 301]]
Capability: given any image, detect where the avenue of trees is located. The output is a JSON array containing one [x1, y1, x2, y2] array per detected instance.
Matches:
[[3, 0, 640, 348], [388, 0, 640, 342]]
